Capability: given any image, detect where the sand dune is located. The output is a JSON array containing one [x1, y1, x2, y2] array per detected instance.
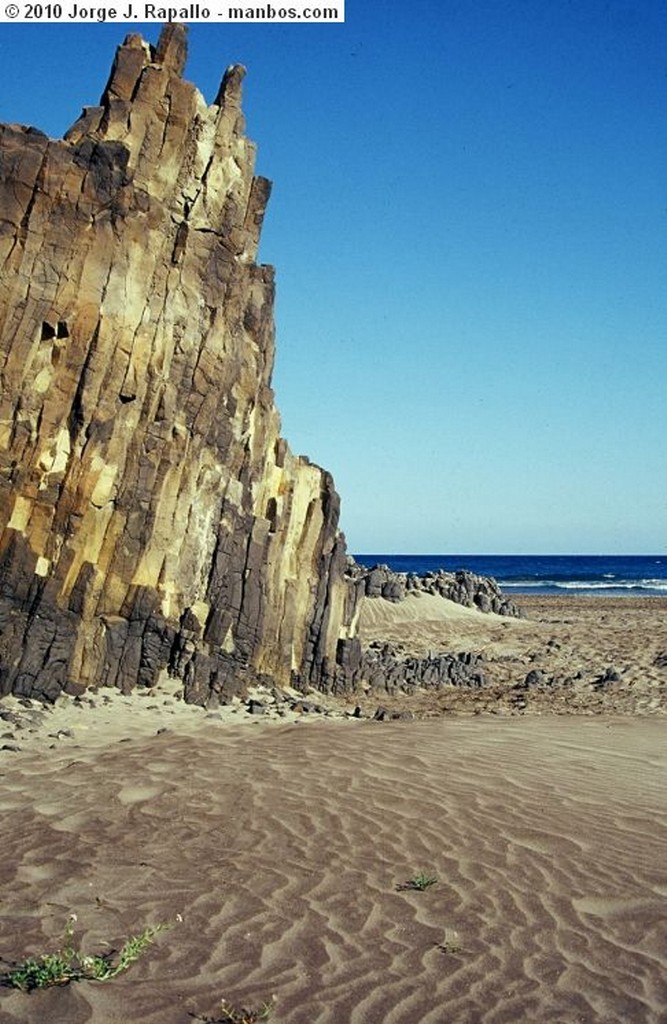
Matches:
[[357, 592, 512, 628], [1, 716, 665, 1024]]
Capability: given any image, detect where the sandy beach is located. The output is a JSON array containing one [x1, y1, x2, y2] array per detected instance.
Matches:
[[1, 595, 666, 1024]]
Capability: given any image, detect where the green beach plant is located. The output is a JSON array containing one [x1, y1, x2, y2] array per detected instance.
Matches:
[[397, 871, 438, 892], [193, 997, 275, 1023], [1, 915, 168, 991]]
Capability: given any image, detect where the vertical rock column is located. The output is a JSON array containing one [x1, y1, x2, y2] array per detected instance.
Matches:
[[0, 25, 357, 702]]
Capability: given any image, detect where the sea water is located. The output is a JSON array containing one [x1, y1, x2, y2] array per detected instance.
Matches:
[[353, 554, 667, 597]]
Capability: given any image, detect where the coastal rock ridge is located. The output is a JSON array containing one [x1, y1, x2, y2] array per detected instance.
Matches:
[[0, 25, 359, 703], [0, 25, 514, 705], [347, 561, 523, 617]]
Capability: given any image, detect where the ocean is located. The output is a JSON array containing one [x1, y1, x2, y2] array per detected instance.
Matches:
[[352, 554, 667, 597]]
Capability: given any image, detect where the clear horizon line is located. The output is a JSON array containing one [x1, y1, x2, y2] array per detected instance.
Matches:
[[352, 552, 666, 558]]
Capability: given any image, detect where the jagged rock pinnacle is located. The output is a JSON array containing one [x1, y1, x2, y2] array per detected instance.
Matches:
[[0, 29, 358, 703]]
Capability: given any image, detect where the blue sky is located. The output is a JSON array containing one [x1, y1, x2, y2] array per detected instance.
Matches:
[[1, 2, 665, 554]]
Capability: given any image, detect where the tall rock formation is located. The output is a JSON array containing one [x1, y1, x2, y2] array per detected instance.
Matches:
[[0, 25, 358, 703]]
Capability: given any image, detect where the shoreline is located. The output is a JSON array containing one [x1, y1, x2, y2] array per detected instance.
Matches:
[[515, 593, 667, 604]]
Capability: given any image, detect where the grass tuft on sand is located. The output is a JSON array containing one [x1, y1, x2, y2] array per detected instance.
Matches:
[[396, 871, 438, 892], [1, 916, 168, 992]]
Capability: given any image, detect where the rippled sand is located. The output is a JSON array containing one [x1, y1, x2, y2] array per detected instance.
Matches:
[[1, 717, 665, 1023]]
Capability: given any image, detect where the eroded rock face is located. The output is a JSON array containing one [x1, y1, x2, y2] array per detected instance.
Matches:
[[0, 26, 357, 702]]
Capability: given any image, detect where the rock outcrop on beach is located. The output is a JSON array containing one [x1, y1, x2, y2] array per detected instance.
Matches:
[[0, 25, 358, 703], [0, 25, 519, 706], [347, 561, 523, 617]]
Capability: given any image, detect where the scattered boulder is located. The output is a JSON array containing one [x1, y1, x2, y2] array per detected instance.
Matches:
[[373, 706, 414, 722], [592, 667, 622, 690], [64, 681, 88, 698], [246, 700, 267, 716]]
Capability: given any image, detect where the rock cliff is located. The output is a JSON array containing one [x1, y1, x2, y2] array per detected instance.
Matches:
[[0, 25, 357, 703]]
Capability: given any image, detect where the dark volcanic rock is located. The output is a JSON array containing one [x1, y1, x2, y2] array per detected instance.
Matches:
[[592, 666, 622, 690], [246, 700, 267, 716], [522, 669, 546, 688], [347, 562, 523, 618], [373, 706, 415, 722], [335, 643, 488, 696]]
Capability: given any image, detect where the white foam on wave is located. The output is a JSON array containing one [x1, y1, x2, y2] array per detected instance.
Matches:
[[502, 578, 667, 592], [556, 579, 667, 591]]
